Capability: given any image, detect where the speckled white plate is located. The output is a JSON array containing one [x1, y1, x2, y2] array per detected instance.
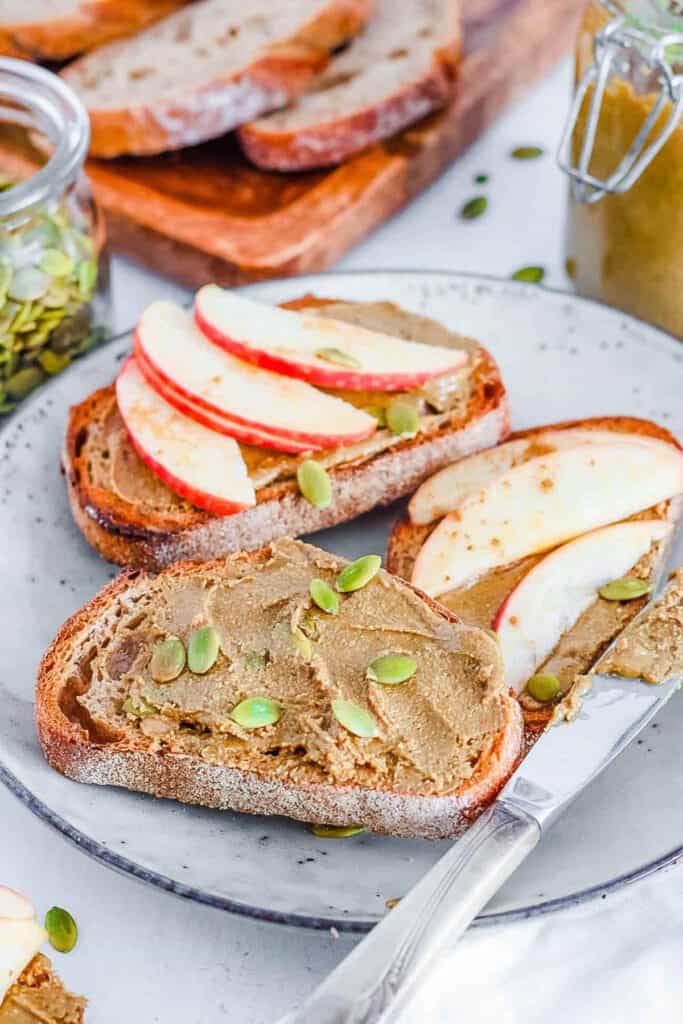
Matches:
[[1, 270, 682, 932]]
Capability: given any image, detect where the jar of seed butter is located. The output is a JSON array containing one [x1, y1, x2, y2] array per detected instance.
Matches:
[[559, 1, 683, 337], [0, 58, 109, 414]]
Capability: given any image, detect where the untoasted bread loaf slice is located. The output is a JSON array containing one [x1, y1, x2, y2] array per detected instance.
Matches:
[[36, 538, 523, 840], [239, 0, 461, 171], [0, 1, 189, 61], [3, 954, 86, 1023], [63, 296, 509, 571], [60, 0, 373, 158]]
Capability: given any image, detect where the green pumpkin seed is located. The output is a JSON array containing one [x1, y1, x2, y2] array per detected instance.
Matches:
[[460, 196, 487, 220], [332, 698, 377, 738], [122, 695, 155, 718], [315, 346, 361, 370], [311, 824, 365, 838], [6, 367, 44, 399], [39, 249, 74, 277], [245, 649, 269, 669], [526, 673, 561, 703], [188, 625, 220, 674], [386, 399, 419, 438], [231, 696, 281, 729], [336, 554, 382, 593], [39, 349, 71, 375], [291, 626, 313, 662], [150, 635, 186, 682], [297, 460, 332, 508], [512, 266, 545, 283], [364, 405, 387, 427], [474, 173, 489, 184], [8, 268, 50, 301], [77, 258, 97, 296], [44, 907, 78, 954], [309, 578, 339, 615], [367, 653, 417, 685], [511, 145, 544, 159], [599, 577, 652, 601]]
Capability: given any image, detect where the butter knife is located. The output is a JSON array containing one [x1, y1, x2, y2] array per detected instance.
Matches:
[[280, 580, 682, 1024]]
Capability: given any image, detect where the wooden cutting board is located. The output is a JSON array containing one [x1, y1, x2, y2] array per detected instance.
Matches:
[[5, 0, 584, 288]]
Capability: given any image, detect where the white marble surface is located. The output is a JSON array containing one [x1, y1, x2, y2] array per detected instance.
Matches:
[[2, 57, 682, 1023]]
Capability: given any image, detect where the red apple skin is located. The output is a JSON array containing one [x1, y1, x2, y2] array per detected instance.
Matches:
[[134, 329, 376, 449], [492, 589, 514, 632], [134, 343, 313, 454], [194, 303, 461, 392], [117, 359, 253, 517]]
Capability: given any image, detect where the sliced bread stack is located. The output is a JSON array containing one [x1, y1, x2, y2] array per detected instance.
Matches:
[[60, 0, 374, 157], [239, 0, 461, 170]]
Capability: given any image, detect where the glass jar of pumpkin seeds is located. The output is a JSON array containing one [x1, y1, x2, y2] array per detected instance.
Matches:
[[0, 58, 110, 414]]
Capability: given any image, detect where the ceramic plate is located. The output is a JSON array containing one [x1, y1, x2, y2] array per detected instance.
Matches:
[[2, 270, 682, 933]]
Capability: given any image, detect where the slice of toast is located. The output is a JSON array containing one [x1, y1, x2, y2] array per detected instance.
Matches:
[[1, 954, 86, 1023], [239, 0, 461, 171], [386, 416, 683, 735], [63, 297, 509, 571], [0, 1, 189, 61], [36, 538, 523, 840], [60, 0, 373, 158]]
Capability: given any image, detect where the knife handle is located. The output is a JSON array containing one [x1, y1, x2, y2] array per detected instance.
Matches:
[[280, 801, 540, 1024]]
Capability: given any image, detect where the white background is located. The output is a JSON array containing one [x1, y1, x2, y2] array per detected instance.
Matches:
[[2, 57, 682, 1023]]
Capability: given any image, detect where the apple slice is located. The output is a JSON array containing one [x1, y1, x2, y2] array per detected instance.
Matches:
[[136, 302, 376, 449], [194, 284, 467, 391], [134, 342, 312, 454], [411, 441, 683, 597], [0, 920, 48, 1005], [409, 427, 680, 526], [494, 520, 671, 691], [116, 358, 255, 516], [0, 888, 34, 922]]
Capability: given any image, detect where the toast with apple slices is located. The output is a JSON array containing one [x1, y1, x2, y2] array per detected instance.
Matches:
[[64, 296, 509, 570], [36, 538, 523, 840], [387, 416, 683, 730]]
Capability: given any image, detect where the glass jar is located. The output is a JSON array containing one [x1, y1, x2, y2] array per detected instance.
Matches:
[[0, 58, 110, 414], [560, 1, 683, 337]]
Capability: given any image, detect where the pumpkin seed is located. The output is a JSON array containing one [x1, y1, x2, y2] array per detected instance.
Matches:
[[511, 145, 544, 159], [526, 673, 561, 703], [336, 554, 382, 593], [39, 249, 74, 277], [460, 196, 487, 220], [44, 907, 78, 953], [297, 460, 332, 508], [245, 649, 269, 669], [39, 349, 70, 375], [599, 577, 652, 601], [332, 698, 377, 738], [364, 405, 387, 427], [150, 635, 186, 682], [309, 578, 339, 615], [367, 653, 417, 685], [77, 258, 97, 295], [315, 346, 361, 369], [6, 367, 44, 399], [386, 399, 419, 438], [512, 266, 545, 283], [311, 824, 365, 838], [231, 696, 281, 729], [188, 625, 220, 674], [474, 172, 489, 184], [291, 626, 313, 662], [122, 695, 155, 718]]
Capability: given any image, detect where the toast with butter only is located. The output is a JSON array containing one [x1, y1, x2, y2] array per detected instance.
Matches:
[[36, 538, 523, 840], [386, 416, 683, 734], [63, 296, 509, 571], [239, 0, 461, 171], [60, 0, 373, 157]]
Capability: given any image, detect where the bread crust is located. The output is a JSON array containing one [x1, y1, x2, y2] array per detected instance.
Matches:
[[63, 296, 510, 570], [238, 3, 462, 171], [4, 1, 189, 60], [35, 547, 524, 840], [61, 0, 374, 158]]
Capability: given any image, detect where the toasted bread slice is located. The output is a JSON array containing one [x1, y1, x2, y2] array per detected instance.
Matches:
[[239, 0, 461, 171], [36, 538, 523, 840], [63, 297, 509, 571], [2, 954, 86, 1023], [60, 0, 373, 158], [386, 416, 683, 734], [0, 1, 189, 61]]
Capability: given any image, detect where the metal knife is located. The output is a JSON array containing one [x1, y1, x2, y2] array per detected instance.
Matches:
[[279, 581, 682, 1024]]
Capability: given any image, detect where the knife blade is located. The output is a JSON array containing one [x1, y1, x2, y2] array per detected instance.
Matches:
[[280, 577, 683, 1024]]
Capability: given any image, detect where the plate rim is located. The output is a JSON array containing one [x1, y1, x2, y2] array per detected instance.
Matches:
[[2, 266, 682, 933]]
